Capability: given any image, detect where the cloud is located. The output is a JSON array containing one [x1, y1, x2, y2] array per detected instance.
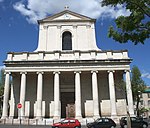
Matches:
[[13, 0, 130, 24], [142, 72, 150, 79]]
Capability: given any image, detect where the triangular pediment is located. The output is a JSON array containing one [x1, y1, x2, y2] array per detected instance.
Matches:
[[38, 10, 95, 23]]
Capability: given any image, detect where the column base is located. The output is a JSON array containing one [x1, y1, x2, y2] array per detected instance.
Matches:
[[75, 116, 82, 120], [111, 114, 118, 119], [1, 116, 8, 119], [129, 114, 135, 117], [53, 116, 60, 120], [35, 116, 43, 120], [93, 115, 100, 119], [9, 116, 14, 119], [18, 116, 26, 119], [128, 111, 135, 117]]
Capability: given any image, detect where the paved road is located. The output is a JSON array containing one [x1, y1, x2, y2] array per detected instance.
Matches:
[[0, 125, 150, 128], [0, 125, 51, 128], [0, 124, 120, 128]]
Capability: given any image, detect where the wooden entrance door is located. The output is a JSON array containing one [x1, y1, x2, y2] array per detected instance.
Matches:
[[61, 92, 75, 118]]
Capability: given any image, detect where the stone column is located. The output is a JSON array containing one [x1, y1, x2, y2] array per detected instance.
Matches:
[[125, 70, 134, 116], [74, 71, 82, 119], [108, 71, 117, 117], [91, 71, 100, 118], [19, 72, 27, 118], [9, 83, 15, 119], [2, 72, 11, 119], [53, 71, 60, 119], [36, 72, 43, 119]]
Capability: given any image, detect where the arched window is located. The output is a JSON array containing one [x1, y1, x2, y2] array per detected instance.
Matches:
[[62, 31, 72, 50]]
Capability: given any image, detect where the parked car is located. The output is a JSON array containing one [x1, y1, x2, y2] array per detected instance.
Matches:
[[120, 116, 148, 128], [87, 117, 116, 128], [51, 118, 81, 128]]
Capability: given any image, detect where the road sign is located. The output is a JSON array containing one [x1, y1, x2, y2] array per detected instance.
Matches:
[[17, 103, 22, 109]]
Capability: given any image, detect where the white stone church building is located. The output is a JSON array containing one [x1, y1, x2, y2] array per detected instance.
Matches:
[[2, 9, 134, 121]]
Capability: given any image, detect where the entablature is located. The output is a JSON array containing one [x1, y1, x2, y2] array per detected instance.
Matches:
[[5, 50, 131, 62]]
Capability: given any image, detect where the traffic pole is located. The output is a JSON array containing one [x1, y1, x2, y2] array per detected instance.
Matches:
[[17, 103, 22, 128]]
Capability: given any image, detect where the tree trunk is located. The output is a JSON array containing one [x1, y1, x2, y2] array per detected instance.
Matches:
[[136, 95, 140, 117], [127, 111, 131, 128]]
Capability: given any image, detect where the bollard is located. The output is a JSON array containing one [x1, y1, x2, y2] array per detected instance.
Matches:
[[4, 119, 6, 125], [45, 119, 46, 125], [27, 119, 29, 125]]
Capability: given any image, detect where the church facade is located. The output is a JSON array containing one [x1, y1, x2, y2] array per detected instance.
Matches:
[[2, 10, 134, 120]]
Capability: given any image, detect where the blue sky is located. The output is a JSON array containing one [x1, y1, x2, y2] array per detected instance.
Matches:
[[0, 0, 150, 85]]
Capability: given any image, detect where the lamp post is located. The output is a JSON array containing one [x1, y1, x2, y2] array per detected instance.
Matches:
[[137, 91, 141, 117]]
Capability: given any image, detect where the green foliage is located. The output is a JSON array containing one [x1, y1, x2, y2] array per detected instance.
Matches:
[[0, 68, 4, 116], [131, 65, 147, 100], [0, 86, 4, 97], [131, 65, 147, 116], [114, 65, 147, 117], [139, 107, 149, 115], [101, 0, 150, 44], [0, 68, 4, 86]]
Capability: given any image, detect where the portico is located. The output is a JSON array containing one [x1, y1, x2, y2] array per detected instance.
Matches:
[[2, 61, 134, 119], [2, 9, 134, 121]]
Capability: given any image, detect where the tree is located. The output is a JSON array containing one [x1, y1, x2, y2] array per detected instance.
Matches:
[[131, 65, 147, 117], [114, 66, 146, 127], [0, 68, 4, 86], [139, 107, 149, 116], [101, 0, 150, 44], [115, 79, 131, 128], [0, 68, 4, 116]]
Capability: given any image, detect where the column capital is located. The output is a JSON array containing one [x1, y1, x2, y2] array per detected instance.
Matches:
[[20, 72, 27, 74], [43, 25, 48, 29], [124, 70, 131, 73], [53, 71, 60, 74], [91, 70, 98, 73], [74, 71, 81, 74], [107, 70, 115, 73], [37, 71, 44, 74], [4, 72, 11, 75], [86, 25, 91, 28]]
